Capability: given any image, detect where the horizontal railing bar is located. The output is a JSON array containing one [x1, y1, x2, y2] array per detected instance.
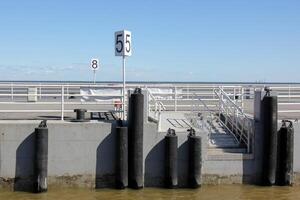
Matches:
[[0, 110, 124, 113], [0, 84, 244, 88], [0, 84, 125, 88], [0, 102, 124, 105], [278, 110, 300, 113], [278, 103, 300, 105], [152, 99, 220, 101], [149, 104, 216, 108], [0, 94, 124, 97], [278, 95, 300, 98]]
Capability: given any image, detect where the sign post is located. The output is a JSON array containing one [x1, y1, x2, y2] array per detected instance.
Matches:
[[90, 58, 99, 84], [115, 30, 132, 119]]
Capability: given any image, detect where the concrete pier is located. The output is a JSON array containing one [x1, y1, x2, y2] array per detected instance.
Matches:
[[0, 118, 299, 190]]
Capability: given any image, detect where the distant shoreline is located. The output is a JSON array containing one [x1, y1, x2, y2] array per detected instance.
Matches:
[[0, 80, 299, 85]]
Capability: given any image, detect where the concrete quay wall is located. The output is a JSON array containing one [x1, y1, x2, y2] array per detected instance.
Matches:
[[0, 120, 299, 190]]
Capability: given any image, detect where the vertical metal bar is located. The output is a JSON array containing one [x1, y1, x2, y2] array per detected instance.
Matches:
[[66, 84, 69, 99], [218, 89, 222, 119], [192, 93, 195, 113], [122, 56, 126, 120], [247, 129, 250, 153], [61, 85, 64, 121], [241, 87, 244, 112], [93, 70, 96, 84], [233, 87, 236, 103], [11, 83, 13, 101], [288, 85, 291, 102], [39, 83, 42, 100], [174, 86, 177, 111], [158, 104, 162, 118], [234, 108, 237, 136], [187, 85, 189, 100]]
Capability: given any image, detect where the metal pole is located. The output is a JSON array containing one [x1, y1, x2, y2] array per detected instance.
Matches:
[[241, 87, 244, 112], [93, 70, 96, 84], [66, 84, 69, 98], [61, 85, 64, 121], [122, 56, 126, 120], [39, 83, 42, 100], [11, 83, 13, 101], [174, 86, 177, 111], [288, 85, 291, 102]]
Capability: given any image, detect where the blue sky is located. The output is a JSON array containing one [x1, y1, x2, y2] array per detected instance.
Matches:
[[0, 0, 299, 82]]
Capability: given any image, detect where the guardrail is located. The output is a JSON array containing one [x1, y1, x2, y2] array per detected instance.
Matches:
[[147, 85, 245, 112], [146, 88, 166, 122], [214, 87, 253, 153], [269, 86, 300, 114], [0, 83, 126, 120], [190, 93, 215, 134], [0, 83, 299, 120]]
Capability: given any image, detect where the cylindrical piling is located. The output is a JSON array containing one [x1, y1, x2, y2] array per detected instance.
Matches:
[[128, 88, 144, 189], [34, 126, 48, 193], [188, 130, 202, 188], [261, 94, 278, 186], [276, 120, 294, 186], [116, 126, 128, 189], [165, 129, 178, 188]]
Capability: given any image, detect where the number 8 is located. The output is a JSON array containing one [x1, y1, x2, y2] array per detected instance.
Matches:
[[92, 60, 97, 68]]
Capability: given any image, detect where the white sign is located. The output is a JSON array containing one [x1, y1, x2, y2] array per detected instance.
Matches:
[[115, 30, 132, 56], [90, 58, 99, 70]]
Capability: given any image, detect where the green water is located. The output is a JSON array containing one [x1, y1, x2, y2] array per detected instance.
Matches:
[[1, 185, 300, 200]]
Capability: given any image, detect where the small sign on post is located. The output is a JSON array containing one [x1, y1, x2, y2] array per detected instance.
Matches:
[[90, 58, 99, 84], [115, 30, 132, 120]]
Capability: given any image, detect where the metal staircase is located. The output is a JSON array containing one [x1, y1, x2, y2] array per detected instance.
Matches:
[[190, 87, 253, 154]]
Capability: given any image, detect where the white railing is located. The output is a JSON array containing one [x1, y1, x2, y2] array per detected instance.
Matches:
[[269, 86, 300, 114], [0, 83, 126, 120], [147, 88, 166, 122], [0, 83, 299, 121], [147, 85, 245, 112], [214, 87, 253, 153], [190, 93, 215, 134]]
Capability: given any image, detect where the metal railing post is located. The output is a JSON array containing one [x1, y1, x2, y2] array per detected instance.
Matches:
[[67, 84, 69, 99], [11, 83, 13, 101], [233, 87, 236, 102], [61, 85, 64, 120], [218, 89, 222, 119], [39, 83, 42, 100], [288, 85, 291, 102], [241, 87, 244, 112], [174, 86, 177, 111]]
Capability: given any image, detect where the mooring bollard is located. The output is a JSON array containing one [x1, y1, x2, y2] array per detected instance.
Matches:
[[116, 126, 128, 189], [128, 88, 144, 189], [187, 128, 202, 188], [73, 109, 88, 122], [276, 120, 294, 186], [34, 120, 48, 193], [165, 128, 178, 189], [261, 87, 278, 186]]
